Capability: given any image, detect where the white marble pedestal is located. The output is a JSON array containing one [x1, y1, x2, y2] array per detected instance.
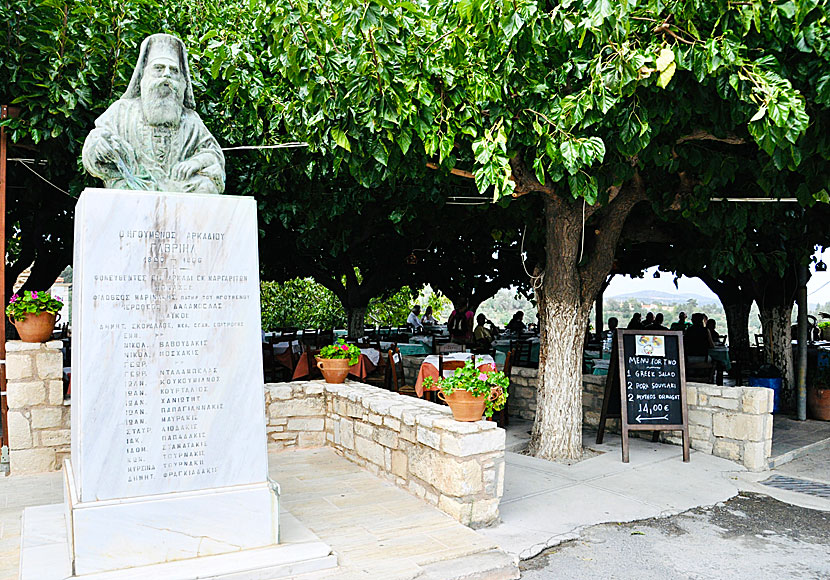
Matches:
[[63, 459, 283, 575], [28, 189, 339, 578], [20, 502, 336, 580]]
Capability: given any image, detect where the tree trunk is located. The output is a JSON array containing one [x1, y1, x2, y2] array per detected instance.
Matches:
[[514, 166, 645, 462], [723, 300, 751, 369], [758, 303, 794, 408], [529, 199, 588, 461], [346, 306, 367, 338]]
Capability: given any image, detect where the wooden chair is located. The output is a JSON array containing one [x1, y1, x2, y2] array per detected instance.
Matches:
[[300, 329, 318, 350], [685, 355, 715, 383], [268, 333, 299, 381], [317, 330, 335, 348], [490, 350, 513, 427], [388, 348, 416, 396], [436, 342, 463, 354], [432, 356, 467, 404], [512, 340, 535, 367], [363, 341, 392, 390]]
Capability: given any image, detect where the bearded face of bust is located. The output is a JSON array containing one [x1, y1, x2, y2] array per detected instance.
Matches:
[[140, 55, 185, 127]]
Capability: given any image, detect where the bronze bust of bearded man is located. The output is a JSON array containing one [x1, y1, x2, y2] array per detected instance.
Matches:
[[82, 33, 225, 194]]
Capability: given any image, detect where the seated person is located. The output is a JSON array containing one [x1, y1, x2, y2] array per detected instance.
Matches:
[[420, 305, 438, 325], [706, 319, 722, 344], [642, 312, 655, 328], [670, 312, 690, 331], [646, 313, 668, 331], [506, 311, 527, 333], [407, 305, 424, 332], [626, 313, 642, 329], [473, 314, 498, 350], [684, 312, 714, 357]]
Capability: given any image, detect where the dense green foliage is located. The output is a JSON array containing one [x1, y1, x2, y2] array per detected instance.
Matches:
[[260, 278, 424, 330]]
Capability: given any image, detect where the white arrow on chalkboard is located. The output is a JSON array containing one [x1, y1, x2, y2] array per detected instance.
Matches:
[[636, 414, 669, 422]]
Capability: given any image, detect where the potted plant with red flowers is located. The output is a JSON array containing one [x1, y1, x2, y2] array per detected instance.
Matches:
[[316, 339, 361, 383], [423, 359, 508, 421], [6, 290, 64, 343]]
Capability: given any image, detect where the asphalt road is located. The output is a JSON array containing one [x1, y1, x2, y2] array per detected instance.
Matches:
[[519, 492, 830, 580]]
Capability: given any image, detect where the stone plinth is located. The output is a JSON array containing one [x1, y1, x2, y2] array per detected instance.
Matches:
[[5, 341, 69, 474], [65, 189, 283, 574]]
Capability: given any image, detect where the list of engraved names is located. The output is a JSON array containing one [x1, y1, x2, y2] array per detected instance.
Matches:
[[92, 227, 251, 489]]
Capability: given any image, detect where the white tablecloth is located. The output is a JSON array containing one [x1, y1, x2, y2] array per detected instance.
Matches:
[[271, 340, 302, 355], [359, 347, 381, 366]]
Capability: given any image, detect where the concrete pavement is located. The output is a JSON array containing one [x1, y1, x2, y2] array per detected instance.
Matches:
[[481, 426, 745, 560]]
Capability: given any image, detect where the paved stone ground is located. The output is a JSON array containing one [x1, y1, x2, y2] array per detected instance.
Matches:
[[0, 448, 516, 580], [519, 492, 830, 580], [0, 471, 63, 580]]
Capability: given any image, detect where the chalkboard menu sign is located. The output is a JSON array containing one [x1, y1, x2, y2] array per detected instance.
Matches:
[[597, 330, 690, 463]]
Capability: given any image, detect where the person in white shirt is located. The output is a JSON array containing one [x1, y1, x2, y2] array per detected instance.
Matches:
[[407, 305, 423, 331]]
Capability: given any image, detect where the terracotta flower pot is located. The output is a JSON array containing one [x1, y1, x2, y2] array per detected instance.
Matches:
[[11, 312, 59, 343], [438, 389, 486, 422], [807, 386, 830, 421], [316, 357, 351, 384]]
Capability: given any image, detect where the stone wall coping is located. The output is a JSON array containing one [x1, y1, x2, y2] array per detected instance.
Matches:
[[7, 340, 63, 352]]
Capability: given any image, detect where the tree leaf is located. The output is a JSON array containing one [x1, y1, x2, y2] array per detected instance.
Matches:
[[331, 128, 351, 152], [656, 47, 675, 72], [656, 61, 676, 88]]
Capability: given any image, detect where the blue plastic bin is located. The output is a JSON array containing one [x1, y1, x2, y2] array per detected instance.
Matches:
[[748, 377, 781, 413]]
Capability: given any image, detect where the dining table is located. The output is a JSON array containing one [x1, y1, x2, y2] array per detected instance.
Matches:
[[397, 342, 432, 356], [414, 352, 496, 397], [268, 339, 302, 370]]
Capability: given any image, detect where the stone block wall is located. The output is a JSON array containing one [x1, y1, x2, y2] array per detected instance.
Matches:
[[506, 367, 538, 421], [5, 341, 69, 473], [509, 368, 774, 471], [682, 384, 774, 471], [265, 380, 505, 527]]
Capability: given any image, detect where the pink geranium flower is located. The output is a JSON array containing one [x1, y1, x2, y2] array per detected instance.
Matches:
[[9, 294, 18, 303], [478, 373, 488, 381], [31, 291, 38, 299], [341, 344, 348, 350]]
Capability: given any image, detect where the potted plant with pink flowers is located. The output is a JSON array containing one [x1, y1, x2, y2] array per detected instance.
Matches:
[[6, 290, 64, 343], [423, 359, 508, 421], [315, 339, 361, 384]]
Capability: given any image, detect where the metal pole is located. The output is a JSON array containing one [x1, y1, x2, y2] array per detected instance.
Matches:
[[0, 105, 19, 450], [1, 105, 8, 448], [796, 264, 808, 421], [595, 287, 604, 338]]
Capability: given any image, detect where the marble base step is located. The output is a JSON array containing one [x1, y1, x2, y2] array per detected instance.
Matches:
[[20, 504, 337, 579]]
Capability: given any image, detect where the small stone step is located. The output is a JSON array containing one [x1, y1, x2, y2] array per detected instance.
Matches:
[[419, 548, 520, 580]]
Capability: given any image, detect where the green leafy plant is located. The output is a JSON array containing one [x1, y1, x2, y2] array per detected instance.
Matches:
[[318, 339, 361, 366], [423, 359, 508, 418], [818, 321, 830, 329], [6, 290, 63, 322]]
